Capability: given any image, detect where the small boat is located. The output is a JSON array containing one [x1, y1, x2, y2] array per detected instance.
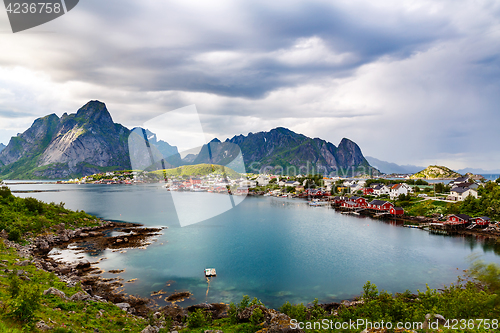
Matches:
[[205, 268, 217, 277], [309, 200, 328, 206]]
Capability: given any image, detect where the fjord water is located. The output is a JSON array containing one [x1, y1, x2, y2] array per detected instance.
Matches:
[[9, 182, 500, 308]]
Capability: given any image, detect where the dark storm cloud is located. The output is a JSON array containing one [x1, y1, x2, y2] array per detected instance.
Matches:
[[4, 0, 456, 99], [1, 0, 500, 169], [243, 2, 454, 56]]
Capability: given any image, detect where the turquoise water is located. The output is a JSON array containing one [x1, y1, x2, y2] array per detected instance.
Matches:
[[8, 182, 500, 308]]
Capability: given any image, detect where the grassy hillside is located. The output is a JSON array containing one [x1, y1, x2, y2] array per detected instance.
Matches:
[[0, 187, 150, 331], [151, 163, 241, 178], [0, 186, 102, 242], [410, 165, 461, 179], [0, 244, 149, 332]]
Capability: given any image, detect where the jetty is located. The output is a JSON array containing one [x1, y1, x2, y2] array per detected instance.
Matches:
[[428, 222, 469, 235]]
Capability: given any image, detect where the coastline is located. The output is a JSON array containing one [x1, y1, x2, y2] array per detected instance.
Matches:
[[332, 204, 500, 239], [2, 185, 500, 332], [11, 220, 166, 315]]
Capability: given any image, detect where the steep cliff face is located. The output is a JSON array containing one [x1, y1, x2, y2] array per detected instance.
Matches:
[[0, 101, 131, 179], [193, 127, 375, 176], [0, 114, 59, 167], [0, 143, 6, 153]]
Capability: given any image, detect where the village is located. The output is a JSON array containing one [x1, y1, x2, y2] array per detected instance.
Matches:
[[65, 169, 499, 234]]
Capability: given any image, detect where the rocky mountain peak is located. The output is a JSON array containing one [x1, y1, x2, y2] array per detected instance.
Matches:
[[75, 100, 113, 126], [0, 101, 131, 179], [199, 127, 374, 176]]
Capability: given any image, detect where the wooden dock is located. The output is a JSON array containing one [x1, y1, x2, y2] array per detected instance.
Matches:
[[428, 222, 469, 235]]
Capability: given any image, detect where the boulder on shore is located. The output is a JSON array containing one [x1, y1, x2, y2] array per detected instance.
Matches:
[[43, 287, 67, 299]]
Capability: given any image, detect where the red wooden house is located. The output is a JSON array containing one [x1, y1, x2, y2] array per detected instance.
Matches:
[[332, 196, 347, 205], [390, 206, 404, 215], [473, 216, 491, 226], [446, 214, 472, 224], [368, 200, 394, 211], [362, 188, 374, 195], [350, 196, 368, 207]]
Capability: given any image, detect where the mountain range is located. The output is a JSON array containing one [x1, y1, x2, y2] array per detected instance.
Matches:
[[365, 156, 424, 174], [366, 156, 500, 176], [0, 100, 375, 179], [193, 128, 376, 176]]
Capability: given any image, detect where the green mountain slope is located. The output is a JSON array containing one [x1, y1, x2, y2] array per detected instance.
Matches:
[[0, 101, 131, 179]]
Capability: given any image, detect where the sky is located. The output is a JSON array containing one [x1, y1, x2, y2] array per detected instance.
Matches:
[[0, 0, 500, 170]]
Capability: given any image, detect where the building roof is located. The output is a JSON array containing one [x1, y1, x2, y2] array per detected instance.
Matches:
[[393, 207, 404, 211], [451, 187, 476, 194], [452, 214, 472, 221], [369, 199, 391, 206], [477, 216, 491, 221], [454, 182, 475, 188], [454, 176, 469, 183], [343, 200, 357, 205]]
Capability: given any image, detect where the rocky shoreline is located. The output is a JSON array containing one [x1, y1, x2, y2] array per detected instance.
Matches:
[[4, 220, 165, 313]]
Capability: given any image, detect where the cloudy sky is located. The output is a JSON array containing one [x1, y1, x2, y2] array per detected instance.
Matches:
[[0, 0, 499, 170]]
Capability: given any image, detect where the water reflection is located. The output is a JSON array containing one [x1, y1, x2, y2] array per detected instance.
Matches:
[[9, 182, 500, 308]]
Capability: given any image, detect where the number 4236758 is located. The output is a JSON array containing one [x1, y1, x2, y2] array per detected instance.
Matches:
[[444, 319, 499, 330], [6, 2, 62, 14]]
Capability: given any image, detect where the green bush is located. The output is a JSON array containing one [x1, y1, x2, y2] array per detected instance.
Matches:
[[187, 308, 211, 328], [309, 298, 326, 320], [362, 281, 379, 300], [228, 302, 238, 324], [24, 197, 44, 214], [238, 295, 251, 310], [8, 283, 42, 323], [7, 271, 21, 298], [0, 186, 11, 199], [280, 301, 307, 321], [7, 228, 21, 242], [250, 307, 264, 326]]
